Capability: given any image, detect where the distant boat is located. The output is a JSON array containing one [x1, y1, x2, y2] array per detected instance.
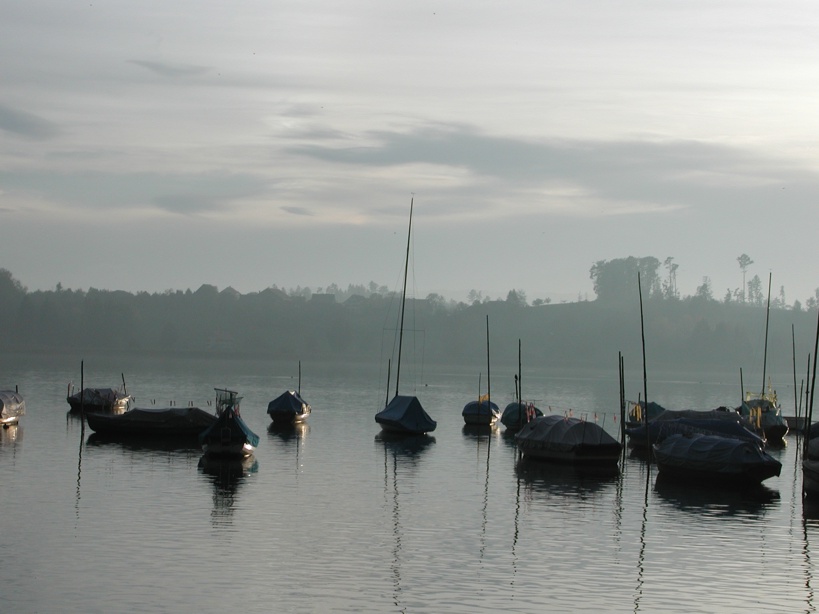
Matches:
[[268, 390, 311, 425], [625, 413, 765, 450], [267, 363, 311, 425], [501, 401, 543, 432], [737, 273, 788, 445], [199, 388, 260, 458], [67, 385, 132, 414], [462, 397, 500, 426], [500, 341, 542, 432], [375, 198, 436, 435], [653, 433, 781, 486], [0, 390, 25, 427], [462, 315, 500, 427], [86, 406, 217, 441], [515, 414, 622, 466], [738, 387, 789, 444]]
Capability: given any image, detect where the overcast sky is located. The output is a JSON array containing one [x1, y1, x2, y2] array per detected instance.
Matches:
[[2, 2, 818, 304]]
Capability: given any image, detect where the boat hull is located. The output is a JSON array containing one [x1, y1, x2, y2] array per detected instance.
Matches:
[[85, 407, 217, 441], [515, 415, 623, 466], [653, 433, 781, 486]]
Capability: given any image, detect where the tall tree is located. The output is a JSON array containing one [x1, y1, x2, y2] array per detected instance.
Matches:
[[590, 257, 661, 303], [737, 254, 754, 302]]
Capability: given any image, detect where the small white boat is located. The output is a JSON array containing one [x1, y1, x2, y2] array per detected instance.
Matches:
[[0, 390, 25, 426]]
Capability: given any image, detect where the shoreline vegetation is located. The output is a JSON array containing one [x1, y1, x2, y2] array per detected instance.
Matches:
[[1, 256, 816, 374]]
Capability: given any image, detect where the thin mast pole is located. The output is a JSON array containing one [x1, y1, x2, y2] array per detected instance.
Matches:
[[761, 272, 772, 395], [486, 314, 491, 409], [638, 273, 649, 452], [394, 197, 413, 398]]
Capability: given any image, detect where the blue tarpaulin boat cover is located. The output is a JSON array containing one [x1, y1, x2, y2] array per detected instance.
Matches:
[[375, 395, 437, 434]]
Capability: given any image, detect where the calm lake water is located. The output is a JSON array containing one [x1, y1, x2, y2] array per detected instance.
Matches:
[[1, 353, 816, 613]]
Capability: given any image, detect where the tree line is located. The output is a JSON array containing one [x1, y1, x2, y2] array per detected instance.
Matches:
[[1, 260, 817, 379]]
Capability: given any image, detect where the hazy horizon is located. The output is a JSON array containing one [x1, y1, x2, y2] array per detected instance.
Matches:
[[2, 3, 818, 304]]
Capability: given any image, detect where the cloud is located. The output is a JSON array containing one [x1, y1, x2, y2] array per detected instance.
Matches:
[[282, 206, 312, 216], [0, 170, 269, 215], [288, 125, 819, 217], [129, 60, 212, 79], [0, 103, 60, 140]]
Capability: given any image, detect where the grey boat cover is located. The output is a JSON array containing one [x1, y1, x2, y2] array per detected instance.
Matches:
[[0, 390, 25, 421], [267, 390, 310, 419], [375, 395, 437, 434], [516, 414, 621, 453], [653, 433, 781, 477]]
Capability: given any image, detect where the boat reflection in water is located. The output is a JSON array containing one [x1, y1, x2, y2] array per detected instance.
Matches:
[[267, 420, 309, 442], [376, 429, 435, 612], [0, 423, 22, 447], [198, 454, 259, 527], [514, 457, 620, 500], [86, 432, 201, 453], [654, 471, 779, 518]]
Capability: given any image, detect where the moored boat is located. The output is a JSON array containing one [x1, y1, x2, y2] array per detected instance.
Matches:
[[267, 390, 311, 425], [86, 406, 217, 441], [653, 433, 781, 486], [515, 414, 622, 466], [67, 386, 132, 414], [374, 198, 436, 436], [738, 388, 788, 445], [626, 414, 765, 449], [500, 401, 543, 432], [199, 388, 260, 458], [0, 389, 25, 426], [462, 397, 500, 426], [376, 395, 437, 435]]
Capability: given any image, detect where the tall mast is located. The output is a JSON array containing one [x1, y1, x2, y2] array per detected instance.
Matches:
[[394, 197, 413, 398], [761, 272, 772, 396]]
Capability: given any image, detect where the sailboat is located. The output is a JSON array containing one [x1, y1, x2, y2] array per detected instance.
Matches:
[[462, 315, 500, 426], [736, 273, 788, 444], [500, 340, 543, 431], [267, 362, 312, 426], [375, 198, 437, 435], [199, 388, 260, 458]]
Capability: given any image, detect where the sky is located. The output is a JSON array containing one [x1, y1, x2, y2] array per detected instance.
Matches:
[[2, 1, 819, 304]]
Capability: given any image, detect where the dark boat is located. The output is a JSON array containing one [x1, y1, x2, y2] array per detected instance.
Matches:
[[199, 388, 260, 458], [0, 390, 25, 426], [515, 414, 622, 466], [67, 386, 132, 414], [85, 406, 217, 441], [462, 398, 500, 426], [625, 415, 765, 449], [375, 198, 436, 435], [267, 390, 311, 425], [653, 433, 781, 486], [803, 434, 819, 498], [737, 389, 789, 444], [376, 395, 437, 435], [500, 401, 543, 432], [462, 316, 499, 427]]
